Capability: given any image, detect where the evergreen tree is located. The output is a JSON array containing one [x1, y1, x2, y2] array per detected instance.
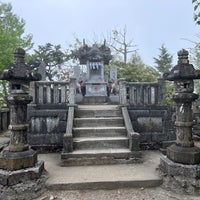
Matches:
[[153, 44, 173, 75], [0, 2, 33, 71], [0, 2, 33, 107], [30, 43, 68, 81]]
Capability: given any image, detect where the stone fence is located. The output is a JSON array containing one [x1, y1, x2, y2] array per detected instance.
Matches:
[[119, 78, 166, 106], [119, 79, 175, 149], [0, 107, 9, 133], [29, 80, 72, 105], [27, 79, 76, 149]]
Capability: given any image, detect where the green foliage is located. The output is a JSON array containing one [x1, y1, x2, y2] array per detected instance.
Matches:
[[112, 56, 159, 82], [165, 81, 173, 106], [30, 43, 68, 80], [0, 2, 33, 71], [153, 44, 173, 75], [190, 42, 200, 101], [0, 2, 33, 108], [192, 0, 200, 24]]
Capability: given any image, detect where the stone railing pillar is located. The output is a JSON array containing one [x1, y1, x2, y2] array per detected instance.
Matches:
[[69, 78, 76, 105], [119, 79, 127, 105], [62, 78, 76, 154], [157, 78, 166, 105]]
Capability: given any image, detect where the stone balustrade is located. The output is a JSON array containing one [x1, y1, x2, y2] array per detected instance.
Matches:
[[29, 81, 70, 105], [119, 78, 166, 106]]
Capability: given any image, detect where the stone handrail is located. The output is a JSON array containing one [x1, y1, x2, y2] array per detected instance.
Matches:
[[63, 105, 74, 152], [121, 106, 140, 151], [119, 78, 165, 106]]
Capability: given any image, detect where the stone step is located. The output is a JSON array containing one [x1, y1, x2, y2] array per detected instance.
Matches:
[[83, 96, 109, 104], [61, 148, 141, 166], [74, 117, 124, 127], [42, 151, 163, 190], [73, 127, 127, 137], [75, 108, 121, 118], [73, 137, 129, 150]]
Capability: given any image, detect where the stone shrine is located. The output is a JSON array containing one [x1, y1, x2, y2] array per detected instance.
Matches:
[[76, 40, 112, 97], [160, 49, 200, 194], [0, 48, 44, 186]]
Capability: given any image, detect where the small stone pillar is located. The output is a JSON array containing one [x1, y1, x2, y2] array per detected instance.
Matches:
[[0, 48, 44, 186], [160, 49, 200, 194], [119, 79, 127, 106]]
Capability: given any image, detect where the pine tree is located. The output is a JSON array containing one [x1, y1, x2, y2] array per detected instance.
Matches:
[[153, 44, 173, 75]]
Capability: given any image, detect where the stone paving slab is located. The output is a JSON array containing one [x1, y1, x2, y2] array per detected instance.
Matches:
[[39, 150, 162, 190]]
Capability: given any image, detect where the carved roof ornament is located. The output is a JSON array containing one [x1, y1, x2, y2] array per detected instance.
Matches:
[[76, 40, 112, 65], [0, 48, 41, 82], [163, 49, 200, 81]]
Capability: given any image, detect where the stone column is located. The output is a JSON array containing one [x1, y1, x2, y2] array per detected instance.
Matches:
[[157, 78, 166, 105], [69, 78, 76, 105], [110, 66, 118, 82], [8, 94, 32, 152], [119, 79, 127, 105], [38, 61, 46, 81]]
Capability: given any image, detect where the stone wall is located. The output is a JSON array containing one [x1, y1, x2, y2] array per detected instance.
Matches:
[[128, 105, 175, 149]]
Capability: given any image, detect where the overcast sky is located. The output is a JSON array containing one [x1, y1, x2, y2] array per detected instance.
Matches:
[[1, 0, 199, 66]]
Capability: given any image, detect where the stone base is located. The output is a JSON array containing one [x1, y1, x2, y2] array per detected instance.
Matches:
[[160, 156, 200, 195], [0, 160, 44, 186], [167, 144, 200, 164], [0, 148, 37, 171]]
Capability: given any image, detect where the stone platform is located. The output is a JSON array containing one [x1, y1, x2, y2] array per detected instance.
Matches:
[[160, 156, 200, 195], [40, 150, 162, 190]]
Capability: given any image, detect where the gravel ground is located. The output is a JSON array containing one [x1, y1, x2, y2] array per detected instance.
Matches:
[[34, 187, 200, 200]]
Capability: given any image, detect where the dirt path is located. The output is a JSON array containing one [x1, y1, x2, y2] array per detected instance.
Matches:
[[34, 187, 199, 200]]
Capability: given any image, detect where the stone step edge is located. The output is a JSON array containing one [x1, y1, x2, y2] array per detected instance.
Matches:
[[74, 117, 123, 120], [46, 179, 163, 190], [73, 137, 129, 142], [73, 126, 126, 130]]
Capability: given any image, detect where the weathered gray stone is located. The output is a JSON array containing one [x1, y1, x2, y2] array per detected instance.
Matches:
[[160, 49, 200, 194], [110, 66, 118, 82], [76, 42, 112, 97], [0, 160, 44, 186], [0, 48, 44, 185]]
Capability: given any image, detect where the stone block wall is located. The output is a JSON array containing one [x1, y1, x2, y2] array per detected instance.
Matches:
[[27, 104, 68, 150], [128, 105, 175, 149]]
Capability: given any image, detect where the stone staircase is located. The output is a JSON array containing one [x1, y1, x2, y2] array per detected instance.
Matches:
[[61, 105, 141, 166]]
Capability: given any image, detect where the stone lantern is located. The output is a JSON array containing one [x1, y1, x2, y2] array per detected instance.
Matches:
[[163, 49, 200, 164], [160, 49, 200, 194], [0, 48, 44, 186]]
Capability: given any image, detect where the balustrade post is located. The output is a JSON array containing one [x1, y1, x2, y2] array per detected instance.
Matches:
[[119, 79, 127, 106], [69, 78, 76, 105], [157, 78, 166, 105]]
